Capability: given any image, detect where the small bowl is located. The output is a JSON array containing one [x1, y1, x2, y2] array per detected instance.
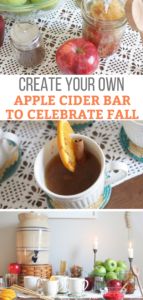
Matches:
[[0, 0, 59, 13], [103, 291, 124, 300], [122, 120, 143, 148]]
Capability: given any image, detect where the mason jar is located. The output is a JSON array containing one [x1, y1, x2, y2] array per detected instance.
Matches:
[[82, 0, 127, 57], [94, 276, 105, 292], [10, 22, 45, 68]]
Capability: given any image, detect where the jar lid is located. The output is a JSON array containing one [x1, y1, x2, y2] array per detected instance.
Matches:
[[10, 22, 40, 50], [82, 0, 127, 26]]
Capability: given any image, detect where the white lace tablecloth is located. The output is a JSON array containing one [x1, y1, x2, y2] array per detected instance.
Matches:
[[17, 289, 142, 299], [0, 120, 143, 209], [0, 0, 143, 75], [55, 289, 142, 298]]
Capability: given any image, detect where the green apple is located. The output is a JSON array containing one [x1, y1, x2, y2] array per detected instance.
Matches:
[[30, 0, 45, 3], [117, 260, 127, 270], [105, 272, 118, 281], [116, 267, 126, 280], [94, 260, 103, 267], [94, 265, 106, 277], [0, 0, 27, 4], [104, 259, 117, 272]]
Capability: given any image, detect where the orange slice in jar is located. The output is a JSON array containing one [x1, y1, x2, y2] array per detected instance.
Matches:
[[57, 121, 76, 172]]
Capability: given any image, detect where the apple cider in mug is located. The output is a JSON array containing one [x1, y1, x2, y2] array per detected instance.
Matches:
[[34, 121, 128, 208], [45, 149, 101, 195]]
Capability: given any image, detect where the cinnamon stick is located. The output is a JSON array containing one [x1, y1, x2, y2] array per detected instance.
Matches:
[[73, 138, 85, 161]]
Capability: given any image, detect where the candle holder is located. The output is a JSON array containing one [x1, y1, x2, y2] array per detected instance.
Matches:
[[128, 257, 134, 272], [93, 248, 98, 266]]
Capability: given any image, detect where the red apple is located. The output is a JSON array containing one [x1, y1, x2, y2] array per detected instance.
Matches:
[[56, 38, 99, 74], [107, 279, 122, 291], [8, 263, 21, 274]]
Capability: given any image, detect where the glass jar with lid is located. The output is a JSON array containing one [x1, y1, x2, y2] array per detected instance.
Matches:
[[10, 22, 45, 68], [81, 0, 127, 57]]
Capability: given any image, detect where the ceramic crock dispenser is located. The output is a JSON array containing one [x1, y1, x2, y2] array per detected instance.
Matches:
[[16, 212, 52, 285]]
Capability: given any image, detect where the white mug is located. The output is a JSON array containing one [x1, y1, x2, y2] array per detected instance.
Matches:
[[24, 276, 40, 291], [34, 134, 128, 209], [68, 278, 88, 296], [54, 275, 69, 293], [42, 279, 59, 297], [122, 120, 143, 148], [0, 129, 19, 168]]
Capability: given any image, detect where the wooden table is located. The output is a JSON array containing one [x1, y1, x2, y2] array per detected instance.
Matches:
[[106, 174, 143, 209]]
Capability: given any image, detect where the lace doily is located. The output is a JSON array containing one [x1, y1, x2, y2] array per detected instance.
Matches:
[[0, 120, 143, 209], [0, 0, 143, 75]]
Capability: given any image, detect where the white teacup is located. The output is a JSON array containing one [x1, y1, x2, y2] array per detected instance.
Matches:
[[42, 279, 59, 297], [0, 129, 19, 168], [122, 120, 143, 148], [24, 276, 40, 291], [68, 277, 88, 296], [34, 134, 128, 209], [54, 275, 69, 293]]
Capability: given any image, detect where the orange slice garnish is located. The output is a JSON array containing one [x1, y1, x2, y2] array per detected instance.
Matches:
[[57, 121, 76, 172]]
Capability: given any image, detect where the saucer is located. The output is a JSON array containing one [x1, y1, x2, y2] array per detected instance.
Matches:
[[46, 185, 112, 209], [0, 141, 21, 184], [67, 293, 86, 297], [120, 127, 143, 162]]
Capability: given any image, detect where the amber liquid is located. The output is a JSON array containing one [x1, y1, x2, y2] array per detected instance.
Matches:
[[45, 150, 101, 196]]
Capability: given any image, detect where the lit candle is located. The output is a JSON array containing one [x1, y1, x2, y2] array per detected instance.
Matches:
[[128, 241, 134, 258], [93, 237, 98, 250]]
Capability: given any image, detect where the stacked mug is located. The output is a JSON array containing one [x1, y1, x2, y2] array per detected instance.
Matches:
[[16, 212, 52, 286]]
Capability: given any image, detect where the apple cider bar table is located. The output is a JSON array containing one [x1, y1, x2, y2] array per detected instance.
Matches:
[[0, 0, 143, 75]]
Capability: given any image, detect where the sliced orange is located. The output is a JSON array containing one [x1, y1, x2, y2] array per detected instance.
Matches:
[[57, 121, 76, 172]]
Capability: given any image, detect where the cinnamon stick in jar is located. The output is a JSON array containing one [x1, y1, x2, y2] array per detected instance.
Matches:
[[73, 138, 85, 161]]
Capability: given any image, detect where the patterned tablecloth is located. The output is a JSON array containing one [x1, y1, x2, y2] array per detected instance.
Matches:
[[17, 289, 142, 299], [0, 120, 143, 209], [55, 289, 142, 298], [0, 0, 143, 75]]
